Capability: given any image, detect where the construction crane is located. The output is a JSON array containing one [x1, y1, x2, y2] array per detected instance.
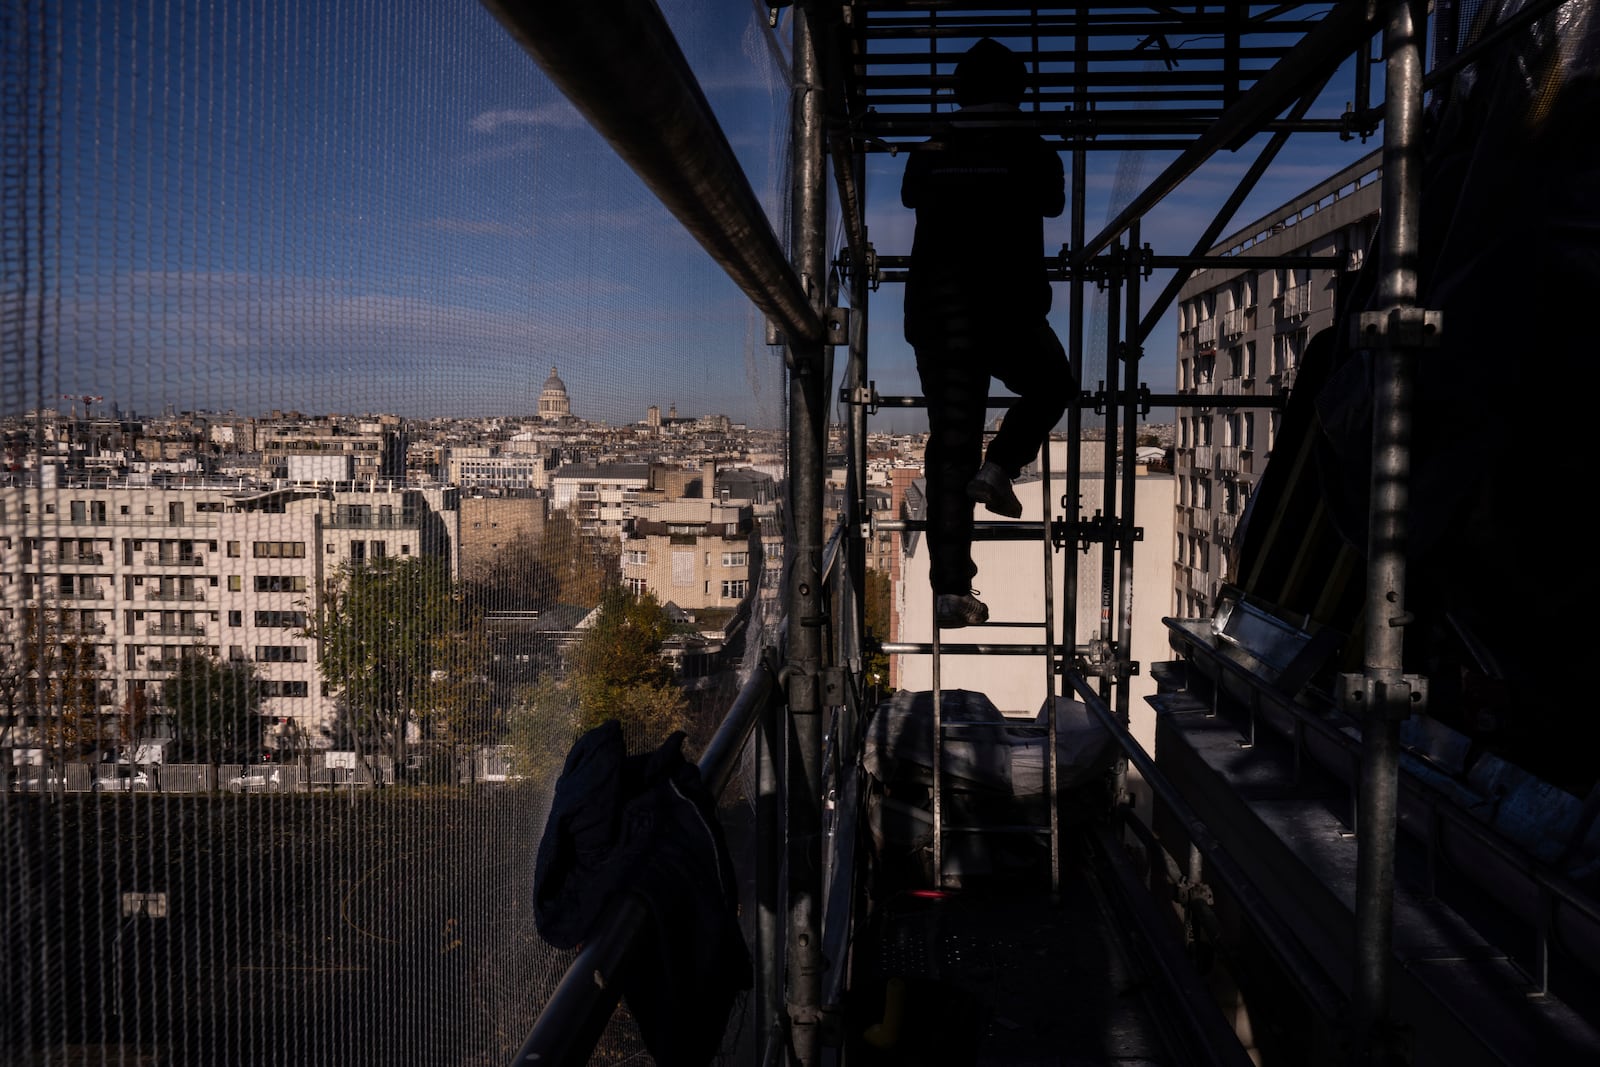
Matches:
[[59, 394, 103, 419]]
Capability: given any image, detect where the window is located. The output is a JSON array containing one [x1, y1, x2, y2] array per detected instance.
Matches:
[[1243, 340, 1257, 379], [255, 610, 307, 628], [671, 551, 695, 586], [369, 540, 386, 559], [1226, 346, 1242, 378], [70, 501, 86, 522], [255, 645, 308, 663], [228, 575, 242, 592], [227, 541, 240, 557], [259, 679, 309, 698], [721, 551, 748, 568], [228, 610, 242, 627], [625, 577, 648, 595], [252, 541, 306, 559], [624, 549, 648, 565], [254, 575, 307, 593], [720, 579, 749, 599]]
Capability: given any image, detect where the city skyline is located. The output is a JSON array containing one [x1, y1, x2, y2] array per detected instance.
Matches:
[[12, 1, 1379, 434]]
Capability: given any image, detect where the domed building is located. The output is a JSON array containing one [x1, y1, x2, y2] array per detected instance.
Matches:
[[537, 366, 572, 422]]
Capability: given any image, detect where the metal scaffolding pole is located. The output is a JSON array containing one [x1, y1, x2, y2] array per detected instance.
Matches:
[[785, 7, 830, 1064], [1352, 0, 1429, 1061]]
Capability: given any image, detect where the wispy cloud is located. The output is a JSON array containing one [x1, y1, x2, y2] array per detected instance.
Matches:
[[468, 103, 586, 134]]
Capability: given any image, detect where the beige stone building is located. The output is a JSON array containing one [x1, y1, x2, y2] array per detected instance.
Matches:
[[620, 498, 758, 613]]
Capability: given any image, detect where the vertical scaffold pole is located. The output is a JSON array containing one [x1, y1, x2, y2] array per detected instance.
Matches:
[[1353, 0, 1427, 1061], [785, 7, 829, 1065]]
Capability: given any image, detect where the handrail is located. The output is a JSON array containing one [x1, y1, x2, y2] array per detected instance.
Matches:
[[511, 652, 783, 1066]]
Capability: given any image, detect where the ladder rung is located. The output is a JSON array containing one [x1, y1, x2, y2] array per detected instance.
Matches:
[[883, 641, 1063, 655], [941, 824, 1053, 835], [878, 518, 1053, 540]]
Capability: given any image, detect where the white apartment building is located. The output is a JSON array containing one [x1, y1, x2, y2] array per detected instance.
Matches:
[[1173, 150, 1381, 619], [443, 445, 551, 490], [0, 479, 458, 758], [620, 498, 758, 612], [549, 462, 651, 537]]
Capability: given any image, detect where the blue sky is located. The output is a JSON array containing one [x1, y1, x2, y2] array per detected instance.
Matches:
[[17, 0, 1378, 431]]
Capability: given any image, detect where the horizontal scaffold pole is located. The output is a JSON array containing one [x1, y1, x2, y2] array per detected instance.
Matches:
[[480, 0, 826, 346]]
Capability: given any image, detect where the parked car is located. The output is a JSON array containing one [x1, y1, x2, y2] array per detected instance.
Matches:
[[92, 766, 151, 792], [226, 766, 280, 793], [15, 769, 68, 791]]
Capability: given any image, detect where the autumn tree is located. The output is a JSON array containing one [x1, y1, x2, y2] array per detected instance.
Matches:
[[572, 587, 690, 740], [19, 606, 110, 764], [163, 652, 262, 763], [307, 555, 459, 766], [462, 510, 619, 616]]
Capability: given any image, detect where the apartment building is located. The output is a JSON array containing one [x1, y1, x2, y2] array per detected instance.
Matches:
[[549, 462, 651, 536], [1172, 150, 1381, 618], [620, 498, 758, 613], [0, 479, 458, 759], [256, 414, 406, 481]]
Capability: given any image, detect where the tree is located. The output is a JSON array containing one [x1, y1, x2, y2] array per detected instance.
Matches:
[[424, 620, 503, 779], [541, 510, 621, 607], [569, 587, 689, 746], [18, 606, 110, 764], [163, 652, 262, 763], [461, 511, 620, 616], [862, 567, 893, 703], [307, 555, 459, 765]]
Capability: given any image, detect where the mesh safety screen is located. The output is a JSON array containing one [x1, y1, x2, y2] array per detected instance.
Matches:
[[2, 1, 793, 1064]]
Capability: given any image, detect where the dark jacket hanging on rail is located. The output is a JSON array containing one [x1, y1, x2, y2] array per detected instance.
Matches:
[[534, 719, 751, 1066]]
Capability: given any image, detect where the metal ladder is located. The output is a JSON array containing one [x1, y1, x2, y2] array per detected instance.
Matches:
[[879, 419, 1065, 897]]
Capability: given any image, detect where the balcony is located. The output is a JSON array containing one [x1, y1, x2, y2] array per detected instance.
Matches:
[[41, 552, 105, 565], [1190, 445, 1213, 472], [146, 589, 208, 602], [144, 553, 206, 566], [1219, 305, 1251, 339], [53, 588, 105, 601], [1196, 317, 1218, 349], [145, 657, 182, 672], [1217, 444, 1241, 474], [1280, 284, 1311, 320], [147, 624, 207, 637]]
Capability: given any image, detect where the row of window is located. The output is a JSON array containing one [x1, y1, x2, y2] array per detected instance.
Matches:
[[622, 578, 749, 599], [623, 549, 747, 567]]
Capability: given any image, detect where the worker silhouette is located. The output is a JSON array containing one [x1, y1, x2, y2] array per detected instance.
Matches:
[[902, 37, 1076, 628]]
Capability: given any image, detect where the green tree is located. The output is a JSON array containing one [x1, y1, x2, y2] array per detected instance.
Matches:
[[425, 620, 503, 780], [542, 510, 621, 606], [307, 556, 458, 765], [862, 567, 892, 703], [163, 652, 262, 763], [504, 676, 581, 786], [570, 587, 689, 746]]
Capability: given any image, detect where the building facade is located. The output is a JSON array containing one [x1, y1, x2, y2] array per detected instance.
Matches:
[[1172, 150, 1381, 619], [0, 479, 459, 760], [620, 498, 758, 612]]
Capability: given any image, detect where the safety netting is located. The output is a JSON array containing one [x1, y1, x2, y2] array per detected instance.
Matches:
[[1, 1, 794, 1063]]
